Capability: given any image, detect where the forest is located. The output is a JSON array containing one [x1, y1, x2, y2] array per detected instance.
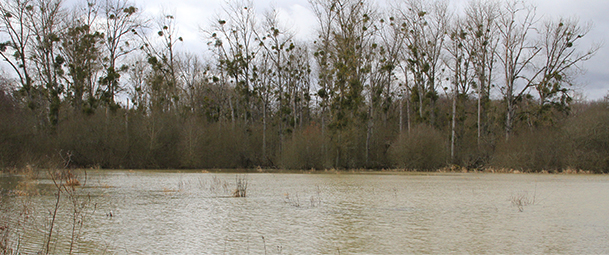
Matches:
[[0, 0, 607, 172]]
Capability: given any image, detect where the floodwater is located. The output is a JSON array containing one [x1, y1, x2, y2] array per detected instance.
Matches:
[[2, 171, 609, 254]]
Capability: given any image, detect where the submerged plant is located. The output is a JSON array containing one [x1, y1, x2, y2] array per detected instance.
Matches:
[[233, 175, 247, 197], [284, 192, 300, 207], [284, 185, 323, 208], [510, 190, 536, 212], [46, 153, 96, 255], [1, 188, 32, 255]]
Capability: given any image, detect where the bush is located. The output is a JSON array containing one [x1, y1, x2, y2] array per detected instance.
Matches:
[[563, 102, 609, 173], [57, 110, 130, 168], [194, 123, 250, 169], [176, 120, 265, 169], [328, 124, 368, 169], [388, 125, 448, 170], [365, 123, 398, 169], [0, 83, 52, 168], [491, 128, 567, 172], [56, 109, 183, 169], [280, 123, 327, 170], [0, 84, 22, 167]]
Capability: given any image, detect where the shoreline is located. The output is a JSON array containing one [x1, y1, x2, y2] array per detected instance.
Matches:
[[2, 166, 598, 175]]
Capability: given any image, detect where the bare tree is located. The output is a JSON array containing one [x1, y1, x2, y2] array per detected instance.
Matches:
[[125, 55, 149, 112], [288, 44, 312, 130], [496, 0, 540, 141], [255, 8, 295, 158], [140, 12, 183, 112], [377, 14, 407, 130], [178, 52, 206, 113], [99, 0, 142, 108], [309, 0, 338, 161], [207, 0, 260, 127], [445, 16, 473, 163], [61, 0, 103, 113], [389, 11, 413, 134], [398, 0, 449, 126], [0, 0, 34, 99], [365, 11, 408, 165], [464, 0, 500, 148], [310, 0, 377, 167], [28, 0, 66, 128], [532, 17, 598, 121]]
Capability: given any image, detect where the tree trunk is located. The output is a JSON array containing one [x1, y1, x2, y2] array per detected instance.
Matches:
[[407, 90, 412, 133], [477, 89, 481, 148], [262, 101, 267, 163], [451, 90, 457, 164], [229, 95, 235, 130], [506, 97, 513, 141], [399, 97, 403, 134], [366, 103, 373, 165], [418, 84, 424, 120]]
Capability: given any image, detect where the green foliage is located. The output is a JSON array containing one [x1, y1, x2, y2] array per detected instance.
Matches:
[[62, 21, 103, 111]]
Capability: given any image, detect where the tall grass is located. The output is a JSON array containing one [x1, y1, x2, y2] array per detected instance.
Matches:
[[233, 175, 248, 197]]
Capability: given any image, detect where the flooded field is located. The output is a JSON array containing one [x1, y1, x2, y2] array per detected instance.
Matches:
[[2, 171, 609, 254]]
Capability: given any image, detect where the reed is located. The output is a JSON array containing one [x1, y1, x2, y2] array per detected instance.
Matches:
[[233, 175, 247, 197]]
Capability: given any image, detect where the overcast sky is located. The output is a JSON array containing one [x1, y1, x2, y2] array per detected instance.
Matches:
[[136, 0, 609, 99]]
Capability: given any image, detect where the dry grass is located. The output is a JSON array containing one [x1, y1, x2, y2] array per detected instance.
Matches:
[[198, 175, 248, 197], [233, 175, 247, 197], [45, 167, 95, 254], [163, 187, 178, 193], [65, 178, 81, 187]]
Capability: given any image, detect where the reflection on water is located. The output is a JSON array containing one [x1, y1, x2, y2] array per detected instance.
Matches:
[[2, 171, 609, 254]]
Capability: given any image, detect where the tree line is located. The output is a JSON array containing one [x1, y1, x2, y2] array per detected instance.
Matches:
[[0, 0, 607, 172]]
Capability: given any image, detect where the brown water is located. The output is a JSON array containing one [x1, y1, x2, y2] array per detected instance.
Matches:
[[2, 171, 609, 254]]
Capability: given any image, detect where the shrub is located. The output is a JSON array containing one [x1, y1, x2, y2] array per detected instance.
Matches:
[[180, 121, 264, 169], [563, 102, 609, 173], [491, 128, 567, 172], [0, 83, 51, 168], [280, 123, 327, 170], [388, 125, 448, 170]]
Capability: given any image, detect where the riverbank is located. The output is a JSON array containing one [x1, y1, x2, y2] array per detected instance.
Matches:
[[3, 165, 599, 177]]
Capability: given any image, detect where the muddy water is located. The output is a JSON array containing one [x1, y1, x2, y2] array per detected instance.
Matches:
[[2, 171, 609, 254]]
